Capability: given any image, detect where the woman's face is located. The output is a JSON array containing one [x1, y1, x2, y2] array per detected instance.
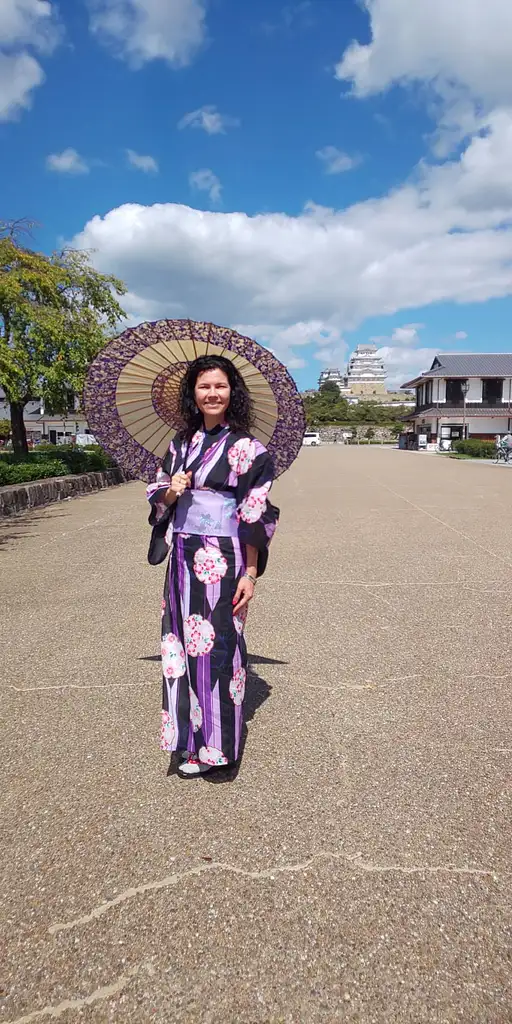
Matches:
[[194, 368, 231, 420]]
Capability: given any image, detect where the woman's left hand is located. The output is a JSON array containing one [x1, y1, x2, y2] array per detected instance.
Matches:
[[232, 577, 255, 616]]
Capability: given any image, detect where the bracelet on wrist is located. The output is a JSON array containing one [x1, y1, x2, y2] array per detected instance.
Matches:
[[243, 572, 257, 585]]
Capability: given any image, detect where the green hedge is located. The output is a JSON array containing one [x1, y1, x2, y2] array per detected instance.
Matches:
[[452, 439, 495, 459], [0, 444, 115, 473], [0, 459, 69, 486]]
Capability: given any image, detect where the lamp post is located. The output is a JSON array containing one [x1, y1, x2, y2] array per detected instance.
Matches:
[[461, 380, 470, 439]]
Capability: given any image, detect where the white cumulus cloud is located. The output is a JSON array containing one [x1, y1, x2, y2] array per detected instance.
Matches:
[[336, 0, 512, 150], [70, 108, 512, 372], [189, 168, 222, 204], [336, 0, 512, 106], [233, 322, 345, 372], [316, 146, 360, 175], [126, 148, 159, 173], [178, 104, 240, 134], [0, 0, 61, 120], [368, 323, 429, 388], [46, 148, 90, 174], [376, 346, 439, 390], [0, 51, 44, 119], [0, 0, 60, 51], [89, 0, 207, 68], [389, 324, 424, 346]]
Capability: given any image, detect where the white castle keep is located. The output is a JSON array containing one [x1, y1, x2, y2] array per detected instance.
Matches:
[[345, 344, 387, 394]]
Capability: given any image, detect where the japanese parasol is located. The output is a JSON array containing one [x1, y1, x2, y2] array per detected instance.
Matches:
[[84, 319, 306, 482]]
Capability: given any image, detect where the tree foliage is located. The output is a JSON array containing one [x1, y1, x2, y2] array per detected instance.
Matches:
[[0, 226, 126, 454], [319, 380, 340, 395], [303, 388, 410, 428]]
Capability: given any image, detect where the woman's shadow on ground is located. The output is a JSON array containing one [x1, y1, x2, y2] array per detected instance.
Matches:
[[160, 653, 288, 784]]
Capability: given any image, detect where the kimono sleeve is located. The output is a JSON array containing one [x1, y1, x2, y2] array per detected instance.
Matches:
[[233, 440, 280, 578], [146, 440, 177, 527]]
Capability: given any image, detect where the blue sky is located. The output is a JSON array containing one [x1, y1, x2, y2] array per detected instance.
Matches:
[[2, 0, 512, 390]]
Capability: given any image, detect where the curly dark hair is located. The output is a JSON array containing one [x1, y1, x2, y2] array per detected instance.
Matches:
[[178, 355, 254, 439]]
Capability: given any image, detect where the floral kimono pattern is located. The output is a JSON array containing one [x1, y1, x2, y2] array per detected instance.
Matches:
[[147, 425, 278, 765]]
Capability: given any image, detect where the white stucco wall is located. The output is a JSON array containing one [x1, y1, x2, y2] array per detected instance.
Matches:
[[434, 378, 446, 402], [466, 378, 482, 402], [468, 416, 510, 433], [501, 378, 512, 403]]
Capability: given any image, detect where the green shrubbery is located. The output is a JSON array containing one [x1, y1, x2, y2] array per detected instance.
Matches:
[[0, 444, 115, 485], [0, 459, 69, 486], [33, 444, 114, 473], [452, 439, 495, 459]]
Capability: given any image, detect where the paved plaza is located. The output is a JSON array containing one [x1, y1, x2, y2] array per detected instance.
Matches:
[[2, 447, 511, 1023]]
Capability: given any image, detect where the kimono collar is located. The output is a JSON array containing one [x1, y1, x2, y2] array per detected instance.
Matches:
[[203, 421, 228, 436]]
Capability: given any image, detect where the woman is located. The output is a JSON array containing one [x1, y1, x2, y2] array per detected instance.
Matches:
[[146, 355, 279, 778]]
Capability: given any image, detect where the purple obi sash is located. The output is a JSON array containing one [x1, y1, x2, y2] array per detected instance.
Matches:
[[173, 489, 239, 537]]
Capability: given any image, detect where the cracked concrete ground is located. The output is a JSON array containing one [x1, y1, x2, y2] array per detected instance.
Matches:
[[1, 446, 511, 1023]]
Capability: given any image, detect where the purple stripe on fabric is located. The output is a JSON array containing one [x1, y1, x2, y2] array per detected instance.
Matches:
[[253, 439, 267, 458], [234, 537, 244, 579], [264, 520, 277, 541], [199, 647, 213, 746], [203, 535, 222, 612], [166, 677, 180, 751], [234, 701, 242, 760], [183, 432, 204, 468], [186, 713, 194, 755], [211, 680, 222, 751], [180, 535, 195, 751], [203, 652, 213, 745], [178, 534, 186, 598], [232, 641, 243, 759], [195, 437, 229, 487]]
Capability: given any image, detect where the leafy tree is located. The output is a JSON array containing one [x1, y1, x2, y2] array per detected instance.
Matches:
[[0, 226, 126, 455], [319, 380, 340, 395], [0, 417, 10, 439], [304, 387, 411, 430]]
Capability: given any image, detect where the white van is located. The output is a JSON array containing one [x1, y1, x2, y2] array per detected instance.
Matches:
[[302, 431, 321, 447]]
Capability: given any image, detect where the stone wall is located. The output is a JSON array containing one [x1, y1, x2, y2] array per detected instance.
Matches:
[[0, 467, 133, 516], [319, 426, 396, 443]]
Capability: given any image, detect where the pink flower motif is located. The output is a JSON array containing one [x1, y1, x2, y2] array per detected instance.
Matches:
[[161, 598, 166, 618], [188, 686, 203, 731], [193, 545, 228, 585], [229, 667, 246, 706], [191, 430, 203, 447], [184, 614, 215, 656], [199, 745, 228, 766], [228, 437, 256, 475], [234, 604, 248, 635], [161, 632, 186, 679], [160, 710, 176, 751], [239, 483, 270, 524]]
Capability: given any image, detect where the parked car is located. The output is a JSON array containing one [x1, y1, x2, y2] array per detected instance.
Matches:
[[302, 431, 321, 446]]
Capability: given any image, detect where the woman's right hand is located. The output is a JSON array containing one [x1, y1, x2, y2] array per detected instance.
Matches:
[[164, 471, 192, 505]]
